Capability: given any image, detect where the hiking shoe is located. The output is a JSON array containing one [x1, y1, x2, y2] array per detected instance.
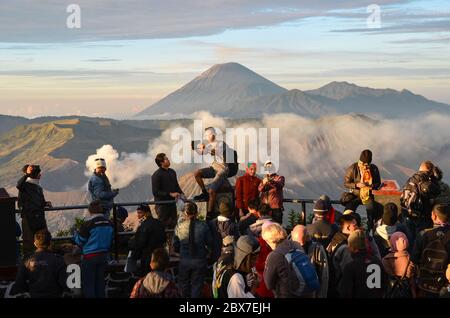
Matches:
[[193, 192, 209, 201]]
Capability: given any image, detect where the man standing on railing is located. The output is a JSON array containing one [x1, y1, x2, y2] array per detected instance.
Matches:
[[17, 164, 52, 258], [88, 158, 119, 218], [152, 153, 184, 229]]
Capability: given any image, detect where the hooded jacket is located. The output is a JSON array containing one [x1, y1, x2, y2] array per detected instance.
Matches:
[[235, 174, 261, 210], [130, 271, 182, 298]]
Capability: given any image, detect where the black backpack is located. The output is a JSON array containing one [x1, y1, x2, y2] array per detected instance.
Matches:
[[222, 143, 239, 178], [386, 260, 412, 298], [401, 172, 441, 218], [418, 228, 450, 294]]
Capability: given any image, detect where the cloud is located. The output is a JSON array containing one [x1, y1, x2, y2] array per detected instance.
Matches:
[[82, 58, 121, 62], [83, 112, 450, 199], [333, 18, 450, 34], [0, 0, 412, 43], [389, 36, 450, 44]]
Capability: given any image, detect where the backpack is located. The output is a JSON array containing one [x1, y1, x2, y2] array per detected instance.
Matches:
[[386, 260, 412, 298], [223, 143, 239, 178], [284, 248, 320, 296], [401, 173, 440, 218], [418, 228, 450, 294]]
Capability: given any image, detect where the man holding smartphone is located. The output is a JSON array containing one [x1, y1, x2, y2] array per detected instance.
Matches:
[[193, 127, 230, 218]]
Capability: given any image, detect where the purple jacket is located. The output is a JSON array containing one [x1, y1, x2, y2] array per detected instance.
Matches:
[[258, 174, 285, 209]]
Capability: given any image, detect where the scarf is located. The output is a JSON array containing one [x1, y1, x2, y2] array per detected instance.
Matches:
[[358, 160, 373, 204], [26, 177, 41, 186], [358, 160, 373, 185]]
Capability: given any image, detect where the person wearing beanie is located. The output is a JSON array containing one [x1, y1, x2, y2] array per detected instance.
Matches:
[[128, 203, 166, 276], [173, 201, 214, 298], [209, 201, 239, 262], [306, 199, 339, 248], [88, 158, 119, 218], [382, 232, 416, 298], [258, 160, 285, 225], [374, 203, 411, 257], [17, 164, 52, 258], [235, 162, 262, 217], [74, 200, 114, 298], [342, 149, 382, 232], [152, 153, 184, 230], [341, 230, 387, 298], [13, 229, 68, 298], [319, 194, 340, 225], [217, 235, 260, 298]]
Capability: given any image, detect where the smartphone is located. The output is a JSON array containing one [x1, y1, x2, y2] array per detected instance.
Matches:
[[191, 140, 201, 150]]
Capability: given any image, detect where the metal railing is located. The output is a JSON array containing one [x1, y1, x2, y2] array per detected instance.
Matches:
[[16, 198, 343, 260]]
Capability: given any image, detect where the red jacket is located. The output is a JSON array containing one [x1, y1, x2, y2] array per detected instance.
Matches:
[[235, 174, 261, 210], [258, 174, 285, 209], [255, 237, 274, 298]]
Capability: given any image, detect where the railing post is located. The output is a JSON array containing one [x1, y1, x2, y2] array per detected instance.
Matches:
[[301, 201, 307, 225], [112, 204, 119, 261]]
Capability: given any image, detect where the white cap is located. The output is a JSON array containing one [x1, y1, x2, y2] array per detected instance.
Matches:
[[95, 158, 106, 168], [264, 160, 275, 174]]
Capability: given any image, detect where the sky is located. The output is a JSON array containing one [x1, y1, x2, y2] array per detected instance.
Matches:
[[0, 0, 449, 118]]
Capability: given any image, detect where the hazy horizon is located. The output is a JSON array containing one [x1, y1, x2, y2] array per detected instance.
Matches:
[[1, 0, 450, 117]]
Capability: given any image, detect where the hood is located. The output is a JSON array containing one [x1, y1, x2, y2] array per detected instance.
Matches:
[[26, 177, 41, 187], [376, 224, 397, 241], [142, 271, 172, 295], [249, 217, 272, 235]]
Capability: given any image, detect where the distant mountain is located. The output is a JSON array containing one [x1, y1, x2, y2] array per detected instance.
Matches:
[[230, 89, 335, 119], [137, 62, 287, 118], [0, 115, 29, 135], [305, 81, 450, 117], [136, 63, 450, 119], [0, 118, 161, 190]]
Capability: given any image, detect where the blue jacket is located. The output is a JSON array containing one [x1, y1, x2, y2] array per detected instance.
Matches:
[[74, 215, 114, 255], [88, 173, 118, 211]]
